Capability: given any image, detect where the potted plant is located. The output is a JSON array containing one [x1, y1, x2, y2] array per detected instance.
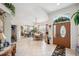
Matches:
[[72, 10, 79, 25], [3, 3, 15, 15], [72, 10, 79, 53], [54, 17, 70, 23]]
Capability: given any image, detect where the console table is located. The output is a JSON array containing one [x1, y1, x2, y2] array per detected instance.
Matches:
[[34, 33, 42, 40]]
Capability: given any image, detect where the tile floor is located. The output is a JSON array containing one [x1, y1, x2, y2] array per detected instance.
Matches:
[[15, 37, 76, 56], [66, 48, 76, 56]]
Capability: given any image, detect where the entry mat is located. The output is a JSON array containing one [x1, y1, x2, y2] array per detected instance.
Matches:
[[52, 45, 65, 56]]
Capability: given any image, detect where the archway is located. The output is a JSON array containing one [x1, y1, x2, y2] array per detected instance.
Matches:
[[0, 7, 12, 44], [53, 16, 71, 48]]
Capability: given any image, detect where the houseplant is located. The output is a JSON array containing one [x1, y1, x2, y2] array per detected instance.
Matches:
[[72, 10, 79, 53], [54, 17, 70, 23], [72, 10, 79, 25], [3, 3, 15, 15]]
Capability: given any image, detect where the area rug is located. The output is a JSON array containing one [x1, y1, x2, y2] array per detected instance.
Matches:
[[52, 45, 65, 56]]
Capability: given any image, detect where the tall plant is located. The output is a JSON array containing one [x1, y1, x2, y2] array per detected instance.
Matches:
[[54, 17, 70, 23], [72, 10, 79, 47], [3, 3, 15, 15], [72, 10, 79, 25]]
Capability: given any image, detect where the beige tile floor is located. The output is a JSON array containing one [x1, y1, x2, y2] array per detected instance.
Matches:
[[15, 37, 76, 56], [66, 48, 76, 56]]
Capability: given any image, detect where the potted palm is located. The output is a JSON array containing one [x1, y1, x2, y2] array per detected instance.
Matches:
[[72, 10, 79, 37], [3, 3, 15, 15], [54, 17, 70, 23], [72, 10, 79, 53], [72, 10, 79, 25]]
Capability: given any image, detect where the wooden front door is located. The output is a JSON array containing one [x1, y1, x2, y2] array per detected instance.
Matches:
[[53, 22, 70, 48]]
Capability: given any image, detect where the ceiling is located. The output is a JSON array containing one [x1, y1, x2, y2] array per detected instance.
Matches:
[[14, 3, 73, 13], [12, 3, 74, 25], [35, 3, 74, 13]]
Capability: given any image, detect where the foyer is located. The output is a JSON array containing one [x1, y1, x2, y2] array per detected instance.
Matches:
[[0, 3, 79, 56]]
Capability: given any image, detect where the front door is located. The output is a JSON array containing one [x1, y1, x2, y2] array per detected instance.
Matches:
[[53, 22, 70, 48]]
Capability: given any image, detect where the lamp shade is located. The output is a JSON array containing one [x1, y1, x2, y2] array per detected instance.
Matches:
[[0, 33, 6, 40]]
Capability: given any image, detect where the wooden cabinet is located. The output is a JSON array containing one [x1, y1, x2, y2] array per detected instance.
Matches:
[[11, 43, 16, 56], [0, 43, 16, 56]]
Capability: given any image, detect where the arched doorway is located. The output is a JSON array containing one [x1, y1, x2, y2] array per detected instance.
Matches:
[[53, 16, 70, 48]]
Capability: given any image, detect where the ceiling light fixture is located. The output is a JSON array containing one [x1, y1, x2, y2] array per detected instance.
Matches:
[[57, 3, 60, 6]]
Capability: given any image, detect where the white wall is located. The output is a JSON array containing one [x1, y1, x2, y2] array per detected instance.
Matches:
[[16, 25, 21, 40], [49, 4, 79, 49], [78, 25, 79, 46], [4, 13, 12, 44], [0, 4, 13, 44]]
